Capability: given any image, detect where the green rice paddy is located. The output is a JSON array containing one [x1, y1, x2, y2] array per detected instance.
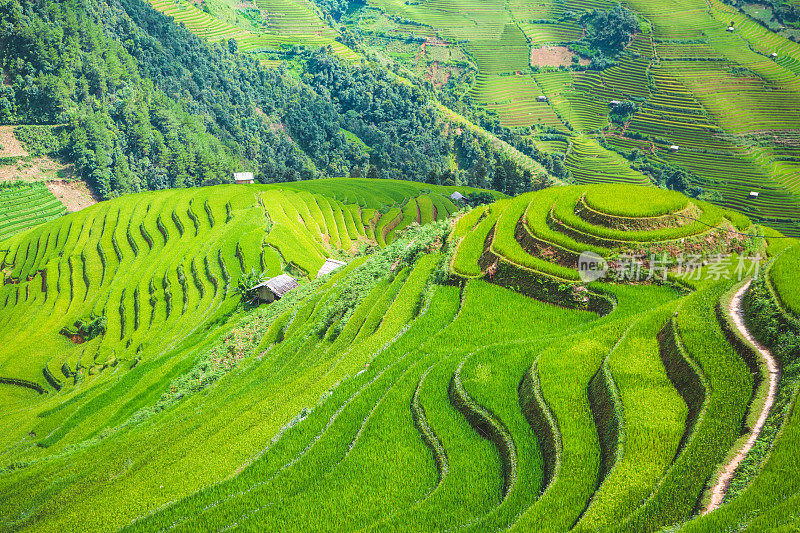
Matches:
[[0, 178, 799, 531]]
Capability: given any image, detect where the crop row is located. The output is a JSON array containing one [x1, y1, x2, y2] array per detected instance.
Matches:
[[0, 183, 66, 242]]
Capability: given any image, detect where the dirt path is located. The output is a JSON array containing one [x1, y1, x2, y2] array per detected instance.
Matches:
[[703, 279, 780, 514]]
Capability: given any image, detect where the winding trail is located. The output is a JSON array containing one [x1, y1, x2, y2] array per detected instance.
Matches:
[[703, 279, 780, 514]]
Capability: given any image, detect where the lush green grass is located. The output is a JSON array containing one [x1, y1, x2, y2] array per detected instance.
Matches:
[[0, 180, 795, 533], [584, 183, 689, 218], [770, 243, 800, 315]]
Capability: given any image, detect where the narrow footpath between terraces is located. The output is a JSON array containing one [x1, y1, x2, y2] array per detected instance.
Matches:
[[703, 279, 781, 514]]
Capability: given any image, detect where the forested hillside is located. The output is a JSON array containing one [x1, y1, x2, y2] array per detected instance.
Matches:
[[0, 0, 546, 199]]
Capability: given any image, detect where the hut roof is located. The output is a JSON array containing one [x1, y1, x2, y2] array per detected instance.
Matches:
[[537, 95, 548, 102], [450, 191, 466, 201], [317, 258, 347, 277], [233, 172, 254, 182], [254, 274, 298, 298], [749, 191, 759, 197]]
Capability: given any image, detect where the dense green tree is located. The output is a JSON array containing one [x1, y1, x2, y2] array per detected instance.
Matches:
[[582, 5, 639, 53], [0, 0, 547, 198]]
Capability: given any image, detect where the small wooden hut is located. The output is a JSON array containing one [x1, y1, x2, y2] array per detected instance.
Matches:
[[317, 258, 347, 278], [254, 274, 298, 303], [234, 172, 255, 184]]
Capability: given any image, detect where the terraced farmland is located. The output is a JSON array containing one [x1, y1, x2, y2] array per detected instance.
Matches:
[[0, 183, 66, 242], [0, 180, 470, 389], [6, 0, 800, 525], [565, 136, 652, 186], [769, 243, 800, 315], [141, 0, 800, 238], [2, 180, 798, 532], [147, 0, 357, 58], [451, 183, 756, 291], [469, 75, 565, 129], [355, 0, 800, 236]]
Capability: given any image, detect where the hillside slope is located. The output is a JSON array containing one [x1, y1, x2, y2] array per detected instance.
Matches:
[[1, 180, 798, 531], [0, 0, 550, 203]]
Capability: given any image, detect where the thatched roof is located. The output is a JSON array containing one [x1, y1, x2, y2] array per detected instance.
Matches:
[[317, 258, 347, 277], [254, 274, 298, 298]]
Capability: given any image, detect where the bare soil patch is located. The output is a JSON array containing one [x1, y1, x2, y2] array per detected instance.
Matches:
[[425, 61, 452, 88], [530, 46, 590, 67], [46, 180, 98, 213], [0, 126, 28, 158], [0, 155, 75, 182]]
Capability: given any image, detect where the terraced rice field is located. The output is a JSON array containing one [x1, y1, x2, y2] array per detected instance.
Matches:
[[469, 75, 565, 129], [565, 136, 652, 186], [451, 182, 756, 289], [365, 0, 575, 128], [362, 0, 800, 236], [769, 243, 800, 315], [2, 181, 797, 531], [0, 181, 467, 388], [148, 0, 357, 58], [0, 183, 66, 242], [7, 0, 800, 525], [147, 0, 800, 237]]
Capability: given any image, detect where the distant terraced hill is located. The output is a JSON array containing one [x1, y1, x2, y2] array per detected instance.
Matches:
[[147, 0, 358, 58], [0, 179, 482, 383], [1, 180, 798, 531], [354, 0, 800, 236]]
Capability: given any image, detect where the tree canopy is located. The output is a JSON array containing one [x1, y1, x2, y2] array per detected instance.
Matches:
[[582, 5, 639, 54]]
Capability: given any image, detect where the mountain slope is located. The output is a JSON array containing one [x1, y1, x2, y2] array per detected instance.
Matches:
[[1, 180, 798, 531]]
